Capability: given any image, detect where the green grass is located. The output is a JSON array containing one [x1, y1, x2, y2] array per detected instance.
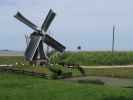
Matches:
[[2, 51, 133, 66], [0, 56, 133, 99], [0, 56, 133, 78], [51, 51, 133, 66], [0, 56, 24, 65], [0, 72, 133, 100], [0, 56, 49, 74]]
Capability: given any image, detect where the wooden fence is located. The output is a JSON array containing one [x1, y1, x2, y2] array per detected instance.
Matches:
[[0, 65, 47, 78]]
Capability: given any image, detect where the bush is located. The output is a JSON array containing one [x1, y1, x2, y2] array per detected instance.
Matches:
[[48, 64, 63, 75], [48, 72, 58, 79], [48, 64, 72, 79]]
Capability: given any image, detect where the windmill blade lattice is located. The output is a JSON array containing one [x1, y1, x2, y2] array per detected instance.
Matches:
[[14, 12, 38, 31], [41, 9, 56, 32]]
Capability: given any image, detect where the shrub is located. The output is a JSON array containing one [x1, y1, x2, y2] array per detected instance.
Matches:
[[48, 72, 58, 79], [48, 64, 72, 79]]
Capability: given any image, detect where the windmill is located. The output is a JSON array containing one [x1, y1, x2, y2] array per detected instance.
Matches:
[[14, 9, 66, 65]]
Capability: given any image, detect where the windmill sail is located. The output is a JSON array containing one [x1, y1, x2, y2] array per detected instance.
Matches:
[[14, 12, 38, 31], [25, 36, 42, 61], [41, 9, 56, 32], [43, 34, 65, 52]]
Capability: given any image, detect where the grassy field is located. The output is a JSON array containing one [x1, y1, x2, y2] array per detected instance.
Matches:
[[1, 51, 133, 66], [51, 51, 133, 66], [0, 56, 133, 78], [0, 56, 49, 74], [0, 56, 24, 65], [0, 72, 133, 100], [0, 55, 133, 99]]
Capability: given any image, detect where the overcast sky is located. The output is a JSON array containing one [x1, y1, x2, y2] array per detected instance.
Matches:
[[0, 0, 133, 51]]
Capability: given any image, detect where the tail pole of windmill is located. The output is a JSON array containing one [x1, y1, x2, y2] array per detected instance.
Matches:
[[46, 30, 52, 55]]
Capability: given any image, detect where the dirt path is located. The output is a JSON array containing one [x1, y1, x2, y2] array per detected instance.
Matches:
[[64, 76, 133, 87], [65, 65, 133, 87], [81, 65, 133, 69]]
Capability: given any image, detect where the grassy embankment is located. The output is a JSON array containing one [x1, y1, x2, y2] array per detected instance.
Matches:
[[0, 56, 48, 74]]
